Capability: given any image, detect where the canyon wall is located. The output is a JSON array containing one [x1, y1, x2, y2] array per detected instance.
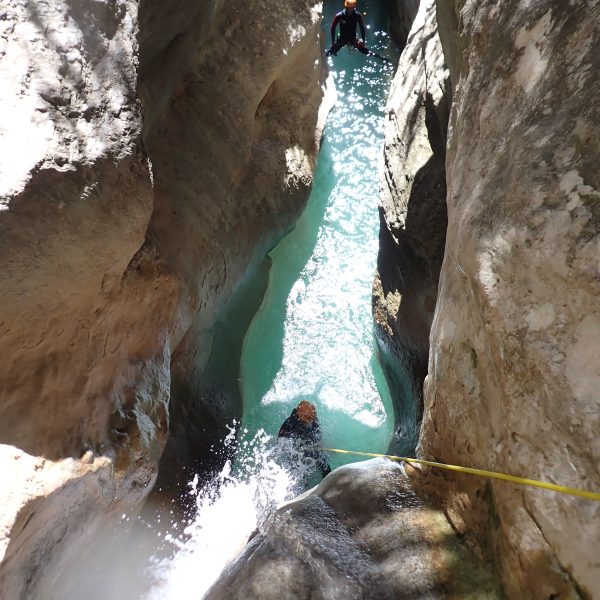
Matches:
[[421, 0, 599, 596], [0, 0, 325, 596], [138, 0, 327, 493], [373, 0, 449, 452], [380, 0, 600, 596]]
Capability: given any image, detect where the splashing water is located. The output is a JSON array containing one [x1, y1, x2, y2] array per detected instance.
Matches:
[[147, 2, 400, 596], [146, 427, 320, 598]]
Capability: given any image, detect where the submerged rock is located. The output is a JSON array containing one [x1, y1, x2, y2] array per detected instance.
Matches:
[[205, 458, 500, 600]]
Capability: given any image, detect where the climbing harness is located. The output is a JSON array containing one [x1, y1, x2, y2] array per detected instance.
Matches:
[[322, 448, 600, 502]]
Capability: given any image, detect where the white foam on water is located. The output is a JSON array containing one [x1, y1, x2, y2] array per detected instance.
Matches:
[[146, 429, 306, 599]]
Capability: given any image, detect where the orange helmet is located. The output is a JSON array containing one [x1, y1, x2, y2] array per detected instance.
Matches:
[[344, 0, 357, 7], [296, 401, 317, 423]]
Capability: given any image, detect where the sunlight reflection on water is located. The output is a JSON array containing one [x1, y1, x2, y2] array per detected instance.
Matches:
[[241, 18, 396, 443], [146, 3, 398, 597]]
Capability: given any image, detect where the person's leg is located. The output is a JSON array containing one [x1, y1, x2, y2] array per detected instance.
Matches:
[[353, 39, 369, 55], [326, 38, 346, 56]]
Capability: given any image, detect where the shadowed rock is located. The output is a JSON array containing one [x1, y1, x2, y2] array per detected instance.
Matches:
[[205, 458, 500, 600], [373, 0, 450, 454]]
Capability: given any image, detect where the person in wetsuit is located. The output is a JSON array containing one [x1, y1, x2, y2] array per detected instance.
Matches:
[[278, 400, 331, 478], [326, 0, 368, 57]]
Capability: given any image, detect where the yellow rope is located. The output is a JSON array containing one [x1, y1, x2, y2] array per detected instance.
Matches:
[[322, 448, 600, 502]]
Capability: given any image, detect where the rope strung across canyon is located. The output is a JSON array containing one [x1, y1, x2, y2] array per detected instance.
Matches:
[[322, 448, 600, 502]]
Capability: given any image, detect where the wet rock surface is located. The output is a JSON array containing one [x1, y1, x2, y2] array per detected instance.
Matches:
[[205, 458, 500, 600]]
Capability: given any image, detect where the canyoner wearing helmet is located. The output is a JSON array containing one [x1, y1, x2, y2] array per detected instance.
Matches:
[[326, 0, 369, 57], [278, 401, 331, 481]]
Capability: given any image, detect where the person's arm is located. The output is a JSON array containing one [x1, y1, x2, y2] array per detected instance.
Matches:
[[331, 13, 341, 44], [278, 417, 292, 437], [279, 412, 301, 437], [311, 421, 331, 477], [357, 12, 366, 42]]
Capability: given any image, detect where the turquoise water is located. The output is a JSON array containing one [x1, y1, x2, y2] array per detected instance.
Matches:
[[146, 5, 400, 596], [239, 1, 396, 471]]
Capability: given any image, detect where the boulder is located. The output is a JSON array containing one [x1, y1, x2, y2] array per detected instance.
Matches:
[[205, 458, 500, 600]]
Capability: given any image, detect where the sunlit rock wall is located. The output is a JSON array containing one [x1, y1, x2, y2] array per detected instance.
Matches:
[[138, 0, 326, 492], [418, 0, 600, 596], [0, 0, 325, 596], [374, 0, 449, 452]]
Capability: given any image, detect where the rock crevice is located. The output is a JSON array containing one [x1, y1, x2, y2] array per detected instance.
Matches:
[[373, 0, 450, 453]]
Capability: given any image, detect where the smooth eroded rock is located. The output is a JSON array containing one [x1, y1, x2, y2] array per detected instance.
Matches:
[[205, 458, 500, 600], [420, 1, 600, 596]]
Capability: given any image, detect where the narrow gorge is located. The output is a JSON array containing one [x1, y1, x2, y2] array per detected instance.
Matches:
[[1, 0, 599, 599]]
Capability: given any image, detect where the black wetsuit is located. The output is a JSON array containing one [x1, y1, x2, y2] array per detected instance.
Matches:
[[278, 410, 331, 478], [326, 9, 368, 56]]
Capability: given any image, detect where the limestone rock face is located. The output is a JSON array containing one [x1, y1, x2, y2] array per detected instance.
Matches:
[[389, 0, 420, 48], [373, 0, 449, 452], [0, 0, 325, 595], [0, 2, 162, 593], [0, 0, 157, 461], [138, 0, 327, 490], [205, 459, 500, 600], [419, 1, 600, 596]]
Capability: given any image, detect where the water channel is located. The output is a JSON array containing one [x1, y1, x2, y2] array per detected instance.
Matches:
[[240, 1, 395, 471], [148, 2, 398, 596]]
